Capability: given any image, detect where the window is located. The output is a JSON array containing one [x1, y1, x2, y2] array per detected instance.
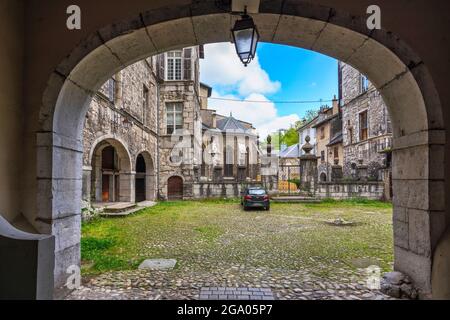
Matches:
[[334, 147, 339, 159], [321, 150, 325, 162], [142, 85, 149, 124], [348, 128, 353, 144], [360, 73, 369, 93], [166, 102, 183, 134], [166, 51, 183, 81], [320, 127, 325, 139], [224, 146, 234, 177], [359, 111, 368, 141]]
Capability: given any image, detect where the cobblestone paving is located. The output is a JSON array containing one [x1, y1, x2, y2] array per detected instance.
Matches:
[[67, 265, 395, 300]]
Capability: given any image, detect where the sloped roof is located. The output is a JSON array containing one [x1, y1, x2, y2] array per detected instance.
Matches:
[[327, 133, 343, 146], [279, 144, 301, 158], [216, 115, 248, 132]]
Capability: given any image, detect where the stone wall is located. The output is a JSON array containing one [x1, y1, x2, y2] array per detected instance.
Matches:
[[192, 182, 264, 199], [316, 182, 385, 200]]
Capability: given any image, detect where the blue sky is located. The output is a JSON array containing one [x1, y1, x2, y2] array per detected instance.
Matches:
[[200, 42, 338, 137], [257, 43, 338, 118]]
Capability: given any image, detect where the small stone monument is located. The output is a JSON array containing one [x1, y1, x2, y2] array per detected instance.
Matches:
[[300, 136, 318, 194]]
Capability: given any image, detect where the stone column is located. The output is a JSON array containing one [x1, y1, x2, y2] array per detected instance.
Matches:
[[300, 136, 318, 194]]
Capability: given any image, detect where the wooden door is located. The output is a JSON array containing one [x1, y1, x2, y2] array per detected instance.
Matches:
[[102, 175, 110, 202], [167, 176, 183, 200], [135, 177, 146, 203]]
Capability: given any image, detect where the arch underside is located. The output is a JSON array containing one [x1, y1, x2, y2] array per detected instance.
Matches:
[[36, 2, 446, 298]]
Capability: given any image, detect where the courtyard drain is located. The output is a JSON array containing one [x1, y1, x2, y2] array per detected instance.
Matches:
[[199, 287, 275, 300]]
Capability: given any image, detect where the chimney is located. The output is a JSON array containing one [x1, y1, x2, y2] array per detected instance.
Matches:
[[332, 95, 339, 115]]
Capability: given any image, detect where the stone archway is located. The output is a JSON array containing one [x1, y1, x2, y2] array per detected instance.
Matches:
[[35, 2, 446, 298], [135, 151, 156, 202], [88, 137, 133, 203]]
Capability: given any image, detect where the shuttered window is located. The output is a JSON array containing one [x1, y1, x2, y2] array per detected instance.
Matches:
[[183, 48, 192, 81]]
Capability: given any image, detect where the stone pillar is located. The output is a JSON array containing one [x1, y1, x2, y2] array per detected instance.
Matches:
[[146, 173, 156, 201], [391, 130, 446, 298], [82, 166, 92, 203], [300, 136, 318, 194], [36, 132, 83, 299], [119, 171, 134, 202]]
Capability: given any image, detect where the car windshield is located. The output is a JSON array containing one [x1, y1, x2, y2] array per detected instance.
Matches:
[[248, 189, 266, 195]]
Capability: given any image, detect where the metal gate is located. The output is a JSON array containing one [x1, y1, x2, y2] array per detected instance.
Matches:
[[278, 164, 301, 195]]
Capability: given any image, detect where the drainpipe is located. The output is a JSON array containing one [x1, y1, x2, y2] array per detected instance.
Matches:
[[156, 79, 161, 200]]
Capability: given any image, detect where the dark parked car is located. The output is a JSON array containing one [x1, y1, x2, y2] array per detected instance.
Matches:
[[241, 187, 270, 211]]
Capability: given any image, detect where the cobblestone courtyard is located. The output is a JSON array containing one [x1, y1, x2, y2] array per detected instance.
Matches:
[[68, 200, 395, 300]]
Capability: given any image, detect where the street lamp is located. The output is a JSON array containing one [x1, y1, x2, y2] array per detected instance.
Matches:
[[231, 8, 260, 67]]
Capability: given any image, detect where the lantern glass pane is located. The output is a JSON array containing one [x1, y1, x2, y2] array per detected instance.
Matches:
[[234, 28, 253, 54], [251, 29, 259, 56]]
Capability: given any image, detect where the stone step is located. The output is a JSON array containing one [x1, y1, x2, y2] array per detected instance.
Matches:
[[103, 202, 137, 213]]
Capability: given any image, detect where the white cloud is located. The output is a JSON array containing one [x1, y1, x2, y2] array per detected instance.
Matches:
[[209, 91, 300, 139], [200, 43, 281, 96], [200, 42, 299, 139]]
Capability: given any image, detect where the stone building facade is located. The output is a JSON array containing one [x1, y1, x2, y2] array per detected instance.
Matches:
[[82, 47, 260, 205], [82, 58, 158, 206], [340, 62, 393, 183], [312, 98, 344, 183]]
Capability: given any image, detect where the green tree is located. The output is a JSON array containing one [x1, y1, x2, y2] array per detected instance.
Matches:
[[281, 127, 299, 147]]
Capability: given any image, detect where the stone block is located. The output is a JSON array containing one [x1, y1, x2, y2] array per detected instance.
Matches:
[[408, 209, 432, 257], [52, 215, 82, 253], [138, 259, 177, 270], [68, 43, 123, 93], [392, 145, 428, 180], [347, 38, 407, 88], [394, 245, 432, 296], [54, 243, 81, 299], [272, 15, 325, 49], [312, 23, 368, 62], [392, 179, 444, 211], [146, 18, 197, 53], [192, 14, 231, 44], [100, 28, 157, 67], [379, 71, 428, 136], [394, 219, 409, 250]]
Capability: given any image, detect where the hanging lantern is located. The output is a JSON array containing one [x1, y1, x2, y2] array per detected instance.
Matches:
[[231, 10, 260, 67]]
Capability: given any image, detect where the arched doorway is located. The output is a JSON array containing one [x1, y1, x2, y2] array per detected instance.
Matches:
[[89, 137, 133, 204], [167, 176, 183, 200], [34, 2, 446, 298], [320, 173, 327, 182], [134, 152, 156, 203], [135, 154, 146, 203]]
